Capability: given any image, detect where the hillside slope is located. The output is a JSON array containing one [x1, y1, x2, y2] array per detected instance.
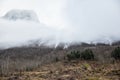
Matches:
[[0, 61, 120, 80]]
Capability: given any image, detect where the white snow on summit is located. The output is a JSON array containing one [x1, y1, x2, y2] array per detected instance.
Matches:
[[3, 9, 40, 22]]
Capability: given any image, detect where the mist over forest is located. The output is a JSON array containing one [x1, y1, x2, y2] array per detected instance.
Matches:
[[0, 0, 120, 48]]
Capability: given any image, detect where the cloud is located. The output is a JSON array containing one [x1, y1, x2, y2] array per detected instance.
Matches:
[[0, 0, 66, 27], [0, 18, 74, 48], [63, 0, 120, 42], [0, 0, 120, 48]]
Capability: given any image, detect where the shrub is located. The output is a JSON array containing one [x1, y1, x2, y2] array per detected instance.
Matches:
[[25, 67, 34, 71], [111, 47, 120, 60], [67, 51, 80, 61], [81, 49, 94, 60], [67, 49, 94, 61], [54, 57, 59, 62]]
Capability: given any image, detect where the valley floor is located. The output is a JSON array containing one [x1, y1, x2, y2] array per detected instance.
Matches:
[[0, 61, 120, 80]]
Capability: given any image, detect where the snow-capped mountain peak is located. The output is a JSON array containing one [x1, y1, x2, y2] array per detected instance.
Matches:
[[3, 9, 40, 22]]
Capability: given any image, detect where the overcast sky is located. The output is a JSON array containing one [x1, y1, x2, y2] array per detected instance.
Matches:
[[0, 0, 67, 27], [0, 0, 120, 48]]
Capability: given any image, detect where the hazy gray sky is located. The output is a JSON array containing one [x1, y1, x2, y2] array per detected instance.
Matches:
[[0, 0, 120, 48], [65, 0, 120, 42], [0, 0, 67, 27]]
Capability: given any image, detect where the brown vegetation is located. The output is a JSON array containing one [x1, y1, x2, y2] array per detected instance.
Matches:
[[0, 44, 120, 80], [0, 61, 120, 80]]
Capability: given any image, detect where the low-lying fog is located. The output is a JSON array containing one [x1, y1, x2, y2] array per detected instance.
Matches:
[[0, 0, 120, 48]]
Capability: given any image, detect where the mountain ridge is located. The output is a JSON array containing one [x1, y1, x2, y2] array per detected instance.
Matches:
[[2, 9, 40, 22]]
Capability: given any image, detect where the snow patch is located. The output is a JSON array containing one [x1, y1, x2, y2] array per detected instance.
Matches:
[[3, 9, 39, 22]]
